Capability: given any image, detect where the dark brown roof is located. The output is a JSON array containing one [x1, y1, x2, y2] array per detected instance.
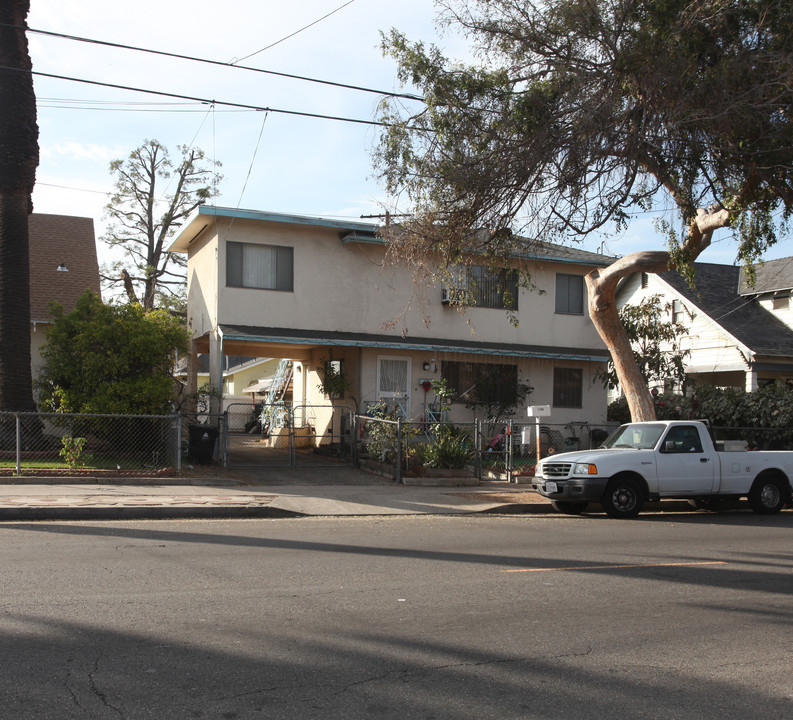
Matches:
[[28, 213, 101, 321], [738, 256, 793, 295], [661, 263, 793, 357]]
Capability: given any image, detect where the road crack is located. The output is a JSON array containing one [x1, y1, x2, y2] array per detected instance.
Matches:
[[88, 655, 125, 719]]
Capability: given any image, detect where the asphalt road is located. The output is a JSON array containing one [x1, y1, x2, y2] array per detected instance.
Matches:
[[1, 511, 791, 719]]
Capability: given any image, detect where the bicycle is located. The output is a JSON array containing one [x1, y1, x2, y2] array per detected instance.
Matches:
[[564, 421, 590, 451]]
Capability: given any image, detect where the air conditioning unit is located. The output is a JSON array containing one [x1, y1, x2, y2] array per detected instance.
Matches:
[[441, 287, 463, 304]]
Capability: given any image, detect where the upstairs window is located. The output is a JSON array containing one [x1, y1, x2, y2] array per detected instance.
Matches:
[[444, 265, 518, 310], [672, 299, 685, 323], [227, 242, 293, 291], [555, 274, 584, 314], [772, 292, 790, 310]]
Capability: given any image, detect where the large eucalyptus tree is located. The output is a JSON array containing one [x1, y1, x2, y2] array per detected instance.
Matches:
[[375, 0, 793, 420]]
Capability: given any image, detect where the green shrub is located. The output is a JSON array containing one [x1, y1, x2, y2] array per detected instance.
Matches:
[[59, 436, 86, 469], [422, 424, 473, 469]]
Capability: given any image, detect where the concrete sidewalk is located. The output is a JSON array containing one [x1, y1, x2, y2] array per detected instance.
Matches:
[[0, 466, 553, 520], [0, 482, 554, 520], [0, 465, 723, 521]]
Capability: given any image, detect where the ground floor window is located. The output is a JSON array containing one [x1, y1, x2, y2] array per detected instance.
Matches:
[[441, 361, 519, 406], [553, 367, 583, 408]]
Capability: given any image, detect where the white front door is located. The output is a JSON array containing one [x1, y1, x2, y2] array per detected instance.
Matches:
[[376, 355, 411, 416]]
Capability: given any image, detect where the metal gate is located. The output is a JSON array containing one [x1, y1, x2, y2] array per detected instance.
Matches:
[[224, 402, 356, 469]]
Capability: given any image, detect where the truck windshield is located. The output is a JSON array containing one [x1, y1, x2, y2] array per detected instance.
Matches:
[[602, 424, 666, 450]]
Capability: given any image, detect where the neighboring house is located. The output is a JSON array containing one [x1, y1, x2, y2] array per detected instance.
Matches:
[[176, 354, 279, 397], [616, 260, 793, 395], [168, 206, 616, 428], [29, 213, 101, 388], [175, 354, 281, 429]]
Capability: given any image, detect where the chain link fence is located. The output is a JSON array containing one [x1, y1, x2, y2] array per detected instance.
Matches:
[[223, 402, 356, 469], [0, 411, 187, 476], [356, 415, 620, 483], [709, 425, 793, 451], [357, 413, 480, 483], [5, 409, 787, 480], [0, 410, 234, 477]]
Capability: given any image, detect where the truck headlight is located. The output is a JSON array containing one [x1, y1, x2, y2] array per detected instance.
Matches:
[[574, 463, 597, 475]]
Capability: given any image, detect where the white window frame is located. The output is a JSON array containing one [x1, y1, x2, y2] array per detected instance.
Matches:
[[376, 355, 411, 414]]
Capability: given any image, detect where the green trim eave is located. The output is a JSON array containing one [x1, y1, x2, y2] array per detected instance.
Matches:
[[219, 330, 608, 363]]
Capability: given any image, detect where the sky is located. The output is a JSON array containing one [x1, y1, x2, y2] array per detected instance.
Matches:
[[26, 0, 792, 270]]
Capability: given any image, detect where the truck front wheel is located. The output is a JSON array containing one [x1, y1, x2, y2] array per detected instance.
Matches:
[[748, 476, 787, 515], [602, 478, 644, 519]]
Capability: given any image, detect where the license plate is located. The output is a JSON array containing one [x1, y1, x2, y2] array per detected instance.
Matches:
[[544, 481, 558, 493]]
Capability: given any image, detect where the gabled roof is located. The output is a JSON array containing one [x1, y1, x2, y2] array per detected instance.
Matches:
[[738, 256, 793, 296], [169, 205, 615, 267], [659, 263, 793, 357], [29, 214, 101, 322]]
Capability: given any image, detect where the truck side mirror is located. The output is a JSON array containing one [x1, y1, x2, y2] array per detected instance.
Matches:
[[664, 441, 676, 453]]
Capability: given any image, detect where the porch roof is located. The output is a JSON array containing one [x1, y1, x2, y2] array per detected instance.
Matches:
[[209, 324, 610, 363]]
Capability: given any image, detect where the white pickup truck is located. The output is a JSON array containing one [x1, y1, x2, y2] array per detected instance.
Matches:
[[532, 420, 793, 518]]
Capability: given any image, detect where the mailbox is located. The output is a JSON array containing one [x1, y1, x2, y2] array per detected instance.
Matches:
[[527, 405, 551, 417]]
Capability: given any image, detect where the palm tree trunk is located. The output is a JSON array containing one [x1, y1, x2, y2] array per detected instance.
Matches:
[[0, 0, 39, 412], [0, 197, 34, 411]]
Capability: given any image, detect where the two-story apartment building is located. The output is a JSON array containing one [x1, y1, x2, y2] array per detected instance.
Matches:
[[168, 206, 615, 426]]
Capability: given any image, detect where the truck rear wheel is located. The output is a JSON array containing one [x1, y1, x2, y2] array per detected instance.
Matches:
[[602, 478, 643, 519], [748, 476, 787, 515]]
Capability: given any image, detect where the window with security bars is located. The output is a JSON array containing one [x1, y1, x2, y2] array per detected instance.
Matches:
[[227, 242, 293, 291], [441, 361, 519, 405], [553, 367, 583, 408], [445, 265, 518, 310]]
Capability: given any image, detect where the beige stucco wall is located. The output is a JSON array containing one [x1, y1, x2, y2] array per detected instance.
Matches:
[[202, 217, 605, 351], [186, 228, 219, 339], [178, 213, 611, 422], [351, 348, 605, 424]]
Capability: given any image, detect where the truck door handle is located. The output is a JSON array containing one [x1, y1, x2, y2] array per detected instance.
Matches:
[[700, 458, 710, 462]]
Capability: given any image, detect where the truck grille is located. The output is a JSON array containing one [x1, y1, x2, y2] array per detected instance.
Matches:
[[541, 462, 573, 479]]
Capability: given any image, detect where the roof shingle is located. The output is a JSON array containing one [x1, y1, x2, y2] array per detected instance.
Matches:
[[28, 214, 101, 321], [661, 262, 793, 356]]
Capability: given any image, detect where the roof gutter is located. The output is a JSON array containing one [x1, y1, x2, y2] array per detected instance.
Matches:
[[219, 330, 608, 363]]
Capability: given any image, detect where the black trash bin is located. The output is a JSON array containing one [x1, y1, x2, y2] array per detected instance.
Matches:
[[188, 424, 218, 464]]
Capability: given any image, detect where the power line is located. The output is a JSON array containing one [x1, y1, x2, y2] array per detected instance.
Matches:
[[1, 65, 395, 128], [1, 22, 422, 102], [232, 0, 356, 64], [37, 181, 109, 195]]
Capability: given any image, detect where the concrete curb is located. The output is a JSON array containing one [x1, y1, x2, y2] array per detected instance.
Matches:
[[0, 506, 307, 522]]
